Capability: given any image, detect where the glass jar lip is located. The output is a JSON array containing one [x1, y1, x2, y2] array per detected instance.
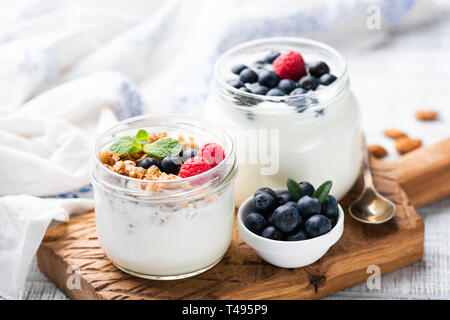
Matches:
[[91, 113, 236, 188], [214, 37, 349, 108]]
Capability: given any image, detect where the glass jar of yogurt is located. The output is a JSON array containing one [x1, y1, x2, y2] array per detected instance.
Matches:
[[90, 114, 238, 279], [204, 37, 363, 205]]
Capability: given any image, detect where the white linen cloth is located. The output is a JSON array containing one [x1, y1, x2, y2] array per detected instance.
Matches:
[[0, 0, 444, 299]]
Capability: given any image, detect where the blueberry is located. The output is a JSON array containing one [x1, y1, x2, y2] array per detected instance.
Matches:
[[228, 79, 244, 89], [239, 87, 251, 93], [299, 181, 315, 196], [254, 187, 277, 200], [285, 201, 297, 208], [245, 83, 269, 95], [319, 73, 337, 85], [252, 62, 266, 70], [261, 226, 283, 240], [239, 68, 258, 83], [244, 212, 268, 235], [320, 195, 338, 219], [266, 88, 284, 96], [296, 196, 321, 220], [253, 192, 277, 216], [277, 191, 294, 206], [137, 157, 160, 169], [264, 51, 280, 63], [299, 75, 319, 91], [181, 148, 197, 162], [160, 156, 181, 175], [305, 215, 331, 238], [231, 64, 247, 75], [278, 79, 297, 94], [286, 229, 309, 241], [308, 61, 330, 78], [258, 69, 279, 88], [272, 204, 302, 233], [289, 87, 307, 95]]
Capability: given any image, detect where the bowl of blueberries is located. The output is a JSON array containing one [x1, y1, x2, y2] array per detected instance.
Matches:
[[237, 179, 344, 268]]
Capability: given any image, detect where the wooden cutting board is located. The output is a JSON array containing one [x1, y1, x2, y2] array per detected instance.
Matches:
[[37, 138, 450, 300]]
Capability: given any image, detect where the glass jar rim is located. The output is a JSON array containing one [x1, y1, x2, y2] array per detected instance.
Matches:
[[90, 113, 237, 200], [214, 37, 349, 113]]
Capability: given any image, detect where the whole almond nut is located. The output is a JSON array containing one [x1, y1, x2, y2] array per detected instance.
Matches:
[[415, 110, 438, 121], [383, 129, 408, 140], [368, 145, 388, 158], [395, 138, 422, 155]]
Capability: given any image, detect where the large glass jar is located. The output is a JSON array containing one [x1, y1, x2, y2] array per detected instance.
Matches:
[[90, 114, 238, 279], [204, 37, 363, 205]]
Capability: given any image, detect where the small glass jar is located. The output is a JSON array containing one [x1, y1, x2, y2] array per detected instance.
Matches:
[[90, 114, 238, 280], [204, 37, 363, 205]]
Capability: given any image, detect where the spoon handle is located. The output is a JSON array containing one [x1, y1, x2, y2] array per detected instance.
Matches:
[[362, 137, 374, 189]]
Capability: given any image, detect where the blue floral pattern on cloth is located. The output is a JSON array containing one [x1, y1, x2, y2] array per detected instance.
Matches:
[[49, 184, 93, 199], [116, 81, 144, 120]]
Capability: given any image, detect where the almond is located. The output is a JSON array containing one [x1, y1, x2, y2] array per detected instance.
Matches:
[[415, 110, 438, 121], [395, 137, 422, 155], [368, 144, 388, 158], [383, 129, 408, 140]]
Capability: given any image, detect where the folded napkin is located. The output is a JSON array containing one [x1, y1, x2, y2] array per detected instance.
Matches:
[[0, 0, 432, 299]]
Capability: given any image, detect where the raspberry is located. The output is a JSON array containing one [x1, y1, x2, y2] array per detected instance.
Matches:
[[179, 157, 211, 178], [272, 51, 306, 81], [197, 143, 225, 168]]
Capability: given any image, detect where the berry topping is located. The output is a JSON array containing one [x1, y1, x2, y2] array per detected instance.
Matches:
[[261, 226, 283, 240], [286, 229, 309, 241], [266, 88, 284, 96], [253, 192, 277, 216], [298, 75, 319, 91], [137, 157, 160, 169], [272, 51, 307, 81], [197, 143, 225, 168], [228, 79, 244, 89], [245, 83, 269, 95], [264, 51, 281, 63], [296, 196, 321, 220], [320, 195, 339, 219], [231, 64, 247, 75], [305, 215, 331, 237], [245, 212, 268, 235], [299, 181, 315, 196], [308, 61, 330, 78], [181, 148, 197, 162], [239, 68, 258, 83], [160, 156, 181, 175], [272, 204, 302, 233], [239, 87, 251, 93], [277, 79, 297, 94], [178, 157, 210, 178], [319, 73, 337, 85], [257, 69, 279, 88]]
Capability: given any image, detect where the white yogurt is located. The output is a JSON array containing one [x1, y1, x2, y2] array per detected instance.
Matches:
[[204, 38, 363, 205], [91, 114, 238, 279], [94, 184, 235, 277]]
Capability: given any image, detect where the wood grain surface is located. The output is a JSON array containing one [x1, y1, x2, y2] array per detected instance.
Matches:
[[36, 157, 425, 300]]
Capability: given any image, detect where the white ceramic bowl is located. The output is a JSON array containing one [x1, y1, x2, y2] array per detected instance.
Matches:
[[237, 188, 344, 268]]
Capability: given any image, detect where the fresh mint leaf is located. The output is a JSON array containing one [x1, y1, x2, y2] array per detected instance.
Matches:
[[143, 138, 182, 160], [286, 178, 305, 201], [135, 129, 149, 145], [109, 136, 141, 155], [313, 180, 333, 204]]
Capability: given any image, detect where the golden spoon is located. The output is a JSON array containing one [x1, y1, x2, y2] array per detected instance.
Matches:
[[349, 141, 396, 224]]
